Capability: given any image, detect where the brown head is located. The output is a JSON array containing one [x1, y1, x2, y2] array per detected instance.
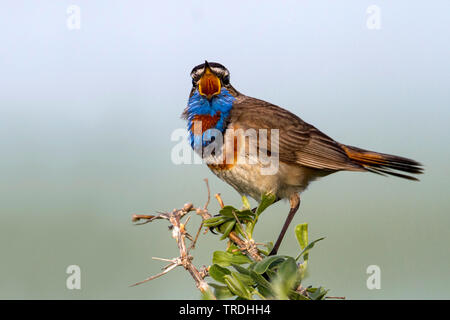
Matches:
[[189, 61, 239, 98]]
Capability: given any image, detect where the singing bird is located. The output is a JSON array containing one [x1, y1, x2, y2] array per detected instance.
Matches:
[[182, 61, 423, 255]]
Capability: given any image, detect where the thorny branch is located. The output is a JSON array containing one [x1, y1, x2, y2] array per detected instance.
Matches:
[[130, 179, 263, 296]]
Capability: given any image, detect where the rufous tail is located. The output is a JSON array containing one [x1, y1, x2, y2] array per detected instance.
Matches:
[[341, 145, 424, 181]]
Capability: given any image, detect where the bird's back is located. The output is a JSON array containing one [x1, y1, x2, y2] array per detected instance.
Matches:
[[228, 95, 365, 172], [207, 94, 422, 200]]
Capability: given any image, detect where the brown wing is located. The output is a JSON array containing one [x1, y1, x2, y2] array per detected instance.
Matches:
[[228, 96, 364, 172]]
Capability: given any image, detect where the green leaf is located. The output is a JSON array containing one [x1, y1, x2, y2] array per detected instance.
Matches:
[[257, 285, 274, 299], [200, 287, 217, 300], [249, 271, 272, 290], [219, 220, 236, 239], [246, 194, 275, 238], [219, 206, 238, 218], [253, 255, 286, 274], [241, 195, 251, 210], [247, 265, 276, 298], [208, 283, 234, 299], [295, 223, 308, 251], [295, 237, 325, 262], [235, 209, 255, 220], [203, 216, 228, 227], [231, 271, 255, 286], [308, 286, 329, 300], [289, 290, 311, 300], [257, 241, 273, 256], [209, 264, 231, 283], [256, 193, 277, 215], [233, 219, 247, 238], [231, 264, 251, 276], [272, 257, 300, 300], [224, 274, 253, 300], [277, 257, 298, 282], [213, 251, 252, 267]]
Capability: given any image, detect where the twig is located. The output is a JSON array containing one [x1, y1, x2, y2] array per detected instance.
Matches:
[[130, 263, 178, 287], [229, 231, 263, 261], [232, 209, 249, 241], [151, 257, 174, 263], [169, 213, 213, 297], [215, 193, 224, 208], [215, 194, 263, 262], [203, 178, 211, 210], [188, 222, 203, 254], [131, 214, 159, 225], [131, 204, 214, 298], [131, 180, 263, 296]]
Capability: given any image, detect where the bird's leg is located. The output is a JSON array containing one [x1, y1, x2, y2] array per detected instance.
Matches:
[[269, 193, 300, 256]]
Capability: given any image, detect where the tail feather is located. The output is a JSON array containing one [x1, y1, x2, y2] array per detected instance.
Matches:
[[341, 145, 424, 181]]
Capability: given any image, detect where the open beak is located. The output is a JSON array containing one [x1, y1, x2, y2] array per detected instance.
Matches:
[[198, 61, 221, 99]]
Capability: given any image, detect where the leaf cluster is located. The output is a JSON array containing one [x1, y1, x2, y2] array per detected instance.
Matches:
[[203, 194, 328, 300]]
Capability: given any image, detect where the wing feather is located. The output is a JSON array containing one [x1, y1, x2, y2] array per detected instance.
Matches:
[[228, 96, 363, 172]]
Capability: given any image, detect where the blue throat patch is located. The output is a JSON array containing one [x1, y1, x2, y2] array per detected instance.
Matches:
[[186, 88, 235, 150]]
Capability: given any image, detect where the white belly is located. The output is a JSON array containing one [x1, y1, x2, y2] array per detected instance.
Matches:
[[208, 160, 323, 202]]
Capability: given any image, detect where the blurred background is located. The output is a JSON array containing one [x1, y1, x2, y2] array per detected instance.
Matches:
[[0, 0, 449, 299]]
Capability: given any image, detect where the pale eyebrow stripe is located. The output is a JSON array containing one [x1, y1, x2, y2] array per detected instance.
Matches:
[[191, 67, 229, 79]]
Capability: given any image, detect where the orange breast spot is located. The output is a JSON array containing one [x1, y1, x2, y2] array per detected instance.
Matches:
[[192, 112, 221, 135], [207, 125, 240, 171]]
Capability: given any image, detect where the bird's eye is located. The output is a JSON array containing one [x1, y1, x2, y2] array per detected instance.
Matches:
[[222, 75, 230, 85]]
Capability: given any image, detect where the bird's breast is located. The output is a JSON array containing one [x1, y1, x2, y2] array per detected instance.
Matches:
[[190, 112, 222, 135], [204, 125, 319, 200]]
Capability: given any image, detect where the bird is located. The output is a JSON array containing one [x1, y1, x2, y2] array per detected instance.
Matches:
[[181, 61, 423, 256]]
